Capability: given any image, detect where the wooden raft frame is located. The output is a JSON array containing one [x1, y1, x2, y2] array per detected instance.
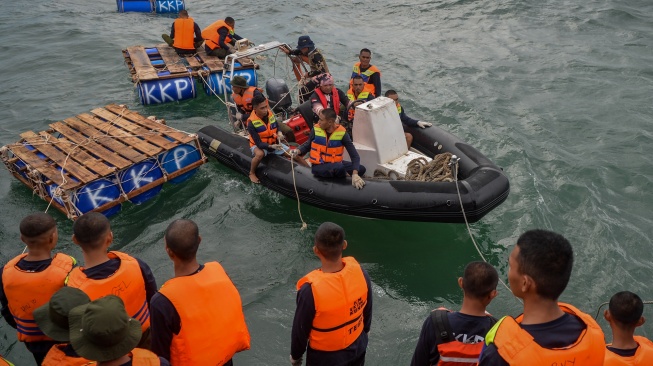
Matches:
[[0, 104, 207, 219], [122, 44, 258, 83]]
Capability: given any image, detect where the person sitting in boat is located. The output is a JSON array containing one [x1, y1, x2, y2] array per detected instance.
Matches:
[[345, 75, 375, 134], [310, 73, 349, 124], [603, 291, 653, 364], [281, 35, 330, 103], [161, 10, 203, 56], [247, 94, 288, 184], [350, 48, 381, 97], [292, 108, 366, 189], [385, 90, 433, 148], [201, 17, 242, 59], [230, 76, 264, 124]]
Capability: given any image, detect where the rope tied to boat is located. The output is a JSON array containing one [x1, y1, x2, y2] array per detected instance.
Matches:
[[405, 153, 457, 182]]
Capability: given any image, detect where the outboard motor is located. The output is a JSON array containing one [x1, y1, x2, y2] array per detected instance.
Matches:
[[266, 78, 292, 113]]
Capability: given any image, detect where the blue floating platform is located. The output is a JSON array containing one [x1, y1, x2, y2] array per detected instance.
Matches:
[[117, 0, 185, 13]]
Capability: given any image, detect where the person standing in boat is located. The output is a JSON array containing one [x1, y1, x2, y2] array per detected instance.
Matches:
[[282, 36, 330, 103], [603, 291, 653, 364], [349, 49, 381, 97], [410, 262, 499, 366], [293, 108, 366, 189], [161, 10, 202, 55], [345, 75, 375, 134], [247, 94, 288, 184], [202, 17, 243, 58], [290, 222, 373, 366], [150, 219, 250, 365], [310, 73, 349, 124], [384, 90, 432, 148], [478, 229, 606, 365], [1, 213, 76, 365]]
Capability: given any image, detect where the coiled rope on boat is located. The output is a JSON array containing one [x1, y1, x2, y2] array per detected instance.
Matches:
[[373, 152, 457, 182]]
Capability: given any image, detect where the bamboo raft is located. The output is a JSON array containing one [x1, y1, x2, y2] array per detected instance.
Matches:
[[0, 104, 207, 219]]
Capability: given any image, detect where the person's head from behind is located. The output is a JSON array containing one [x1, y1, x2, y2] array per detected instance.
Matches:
[[164, 219, 201, 263], [605, 291, 645, 332], [72, 212, 112, 252], [508, 229, 573, 301], [318, 73, 334, 94], [359, 48, 372, 67], [20, 212, 58, 251], [460, 261, 499, 305], [313, 222, 347, 262], [178, 9, 188, 18], [385, 90, 399, 106], [352, 75, 365, 95], [225, 17, 235, 28], [252, 94, 268, 119], [318, 108, 337, 132]]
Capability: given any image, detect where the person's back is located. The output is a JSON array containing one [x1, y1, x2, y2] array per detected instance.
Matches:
[[0, 212, 76, 365], [411, 262, 499, 366], [604, 291, 653, 365], [479, 229, 605, 365], [150, 219, 250, 365], [66, 212, 156, 347]]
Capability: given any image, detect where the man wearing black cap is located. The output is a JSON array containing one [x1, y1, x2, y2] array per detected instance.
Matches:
[[282, 35, 330, 103]]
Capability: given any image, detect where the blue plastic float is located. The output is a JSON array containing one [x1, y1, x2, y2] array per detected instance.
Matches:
[[117, 0, 185, 13]]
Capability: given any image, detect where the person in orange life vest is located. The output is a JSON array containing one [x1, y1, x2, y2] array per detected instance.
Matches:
[[33, 287, 94, 366], [478, 230, 606, 366], [384, 90, 432, 149], [411, 261, 499, 366], [202, 17, 243, 58], [230, 75, 265, 123], [345, 75, 375, 127], [604, 291, 653, 365], [69, 295, 169, 366], [0, 212, 76, 365], [293, 109, 366, 188], [66, 212, 157, 349], [349, 48, 381, 97], [290, 222, 373, 366], [309, 73, 349, 123], [161, 10, 202, 55], [150, 219, 250, 366], [281, 35, 330, 103]]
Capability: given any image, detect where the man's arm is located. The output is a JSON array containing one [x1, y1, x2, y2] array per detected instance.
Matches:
[[310, 92, 325, 115], [337, 89, 349, 111], [0, 268, 17, 329], [399, 106, 419, 127], [232, 33, 243, 41], [247, 120, 270, 150], [136, 257, 157, 305], [193, 22, 202, 43], [290, 283, 316, 360], [362, 268, 373, 334], [410, 316, 436, 366], [369, 72, 381, 97], [217, 27, 231, 49], [341, 133, 360, 172], [297, 128, 315, 156], [150, 293, 180, 361], [170, 23, 176, 39]]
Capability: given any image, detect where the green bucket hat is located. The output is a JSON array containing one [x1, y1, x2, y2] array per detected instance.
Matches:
[[68, 295, 142, 362], [33, 287, 91, 342], [230, 75, 248, 89]]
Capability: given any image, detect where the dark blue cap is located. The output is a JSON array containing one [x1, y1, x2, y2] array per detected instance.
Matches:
[[297, 35, 315, 50]]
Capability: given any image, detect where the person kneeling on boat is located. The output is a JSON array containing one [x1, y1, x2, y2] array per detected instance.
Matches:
[[162, 10, 203, 56], [247, 94, 290, 184], [202, 17, 242, 59], [385, 90, 432, 149], [292, 108, 366, 189], [231, 76, 264, 125]]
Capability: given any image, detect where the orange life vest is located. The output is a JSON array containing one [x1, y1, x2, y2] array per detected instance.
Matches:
[[314, 87, 341, 115], [247, 111, 278, 148], [309, 125, 346, 165], [42, 344, 94, 366], [233, 87, 265, 113], [158, 262, 250, 366], [485, 303, 606, 365], [201, 20, 233, 50], [2, 253, 75, 342], [129, 348, 161, 365], [346, 88, 371, 122], [0, 355, 14, 366], [296, 257, 368, 351], [430, 308, 496, 366], [172, 17, 196, 50], [349, 62, 381, 96], [65, 251, 150, 332], [605, 336, 653, 365]]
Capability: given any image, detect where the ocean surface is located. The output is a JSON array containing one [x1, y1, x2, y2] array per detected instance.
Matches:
[[1, 0, 652, 364]]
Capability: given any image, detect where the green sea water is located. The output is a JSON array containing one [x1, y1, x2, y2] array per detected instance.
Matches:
[[1, 0, 652, 364]]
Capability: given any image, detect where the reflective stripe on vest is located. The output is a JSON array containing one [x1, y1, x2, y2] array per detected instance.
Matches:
[[172, 17, 195, 50], [2, 253, 75, 342], [130, 348, 161, 365], [350, 62, 381, 96], [0, 356, 14, 366], [296, 257, 368, 351], [315, 87, 341, 115], [605, 336, 653, 365], [486, 303, 606, 365], [158, 262, 250, 366], [346, 89, 370, 121], [201, 20, 233, 50], [65, 251, 150, 332], [247, 111, 278, 148], [396, 102, 402, 114], [233, 87, 264, 113], [309, 125, 346, 165], [42, 344, 94, 366], [439, 356, 480, 364]]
